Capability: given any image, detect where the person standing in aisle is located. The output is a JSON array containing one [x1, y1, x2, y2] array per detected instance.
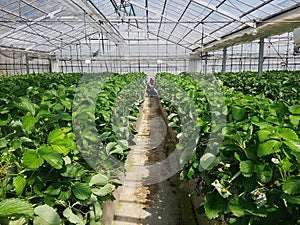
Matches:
[[146, 74, 157, 97]]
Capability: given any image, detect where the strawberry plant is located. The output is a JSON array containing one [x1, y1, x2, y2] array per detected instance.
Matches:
[[0, 72, 145, 224], [158, 72, 300, 225], [210, 71, 300, 104]]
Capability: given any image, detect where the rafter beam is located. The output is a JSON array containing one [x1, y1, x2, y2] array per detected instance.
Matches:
[[177, 0, 226, 45], [192, 0, 255, 28], [0, 19, 69, 51], [0, 45, 51, 56], [126, 21, 194, 50], [157, 0, 167, 36], [0, 7, 78, 50], [145, 0, 149, 38], [25, 24, 93, 51], [0, 7, 63, 39], [54, 0, 124, 43], [167, 0, 191, 40], [3, 36, 39, 46], [109, 0, 121, 16], [192, 3, 300, 54], [51, 31, 99, 53], [240, 0, 274, 18], [129, 0, 221, 42]]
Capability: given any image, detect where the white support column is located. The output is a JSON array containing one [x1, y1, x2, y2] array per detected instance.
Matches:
[[50, 58, 60, 72], [204, 53, 208, 74], [258, 38, 264, 78], [222, 47, 227, 74], [25, 54, 30, 74]]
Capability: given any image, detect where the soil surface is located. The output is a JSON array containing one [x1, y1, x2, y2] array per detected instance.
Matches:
[[112, 96, 198, 225]]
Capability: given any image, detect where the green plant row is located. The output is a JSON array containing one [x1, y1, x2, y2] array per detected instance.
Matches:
[[209, 71, 300, 104], [157, 72, 300, 225], [0, 72, 145, 225]]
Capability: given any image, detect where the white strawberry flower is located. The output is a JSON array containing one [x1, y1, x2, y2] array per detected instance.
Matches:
[[271, 158, 280, 164]]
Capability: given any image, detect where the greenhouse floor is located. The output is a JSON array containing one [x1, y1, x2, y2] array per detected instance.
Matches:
[[111, 96, 198, 225]]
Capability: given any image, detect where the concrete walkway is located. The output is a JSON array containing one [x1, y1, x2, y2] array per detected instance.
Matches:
[[112, 96, 198, 225]]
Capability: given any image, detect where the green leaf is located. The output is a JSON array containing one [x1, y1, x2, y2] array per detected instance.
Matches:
[[168, 121, 178, 128], [231, 195, 268, 217], [204, 192, 227, 219], [63, 208, 84, 225], [257, 140, 281, 157], [229, 197, 245, 217], [281, 193, 300, 204], [61, 164, 84, 178], [82, 130, 99, 142], [257, 128, 273, 142], [13, 175, 26, 195], [48, 129, 65, 144], [15, 97, 36, 116], [229, 217, 250, 225], [33, 204, 61, 225], [60, 99, 72, 110], [231, 106, 246, 121], [89, 174, 109, 187], [256, 164, 273, 183], [284, 139, 300, 152], [288, 105, 300, 114], [44, 195, 56, 207], [23, 150, 44, 170], [0, 198, 34, 218], [167, 113, 178, 120], [38, 146, 63, 170], [282, 176, 300, 195], [278, 128, 298, 141], [72, 183, 92, 200], [240, 160, 255, 177], [266, 116, 280, 125], [99, 132, 111, 140], [289, 115, 300, 127], [22, 115, 38, 133], [0, 114, 11, 126], [53, 112, 72, 122], [109, 145, 123, 155], [0, 138, 8, 149], [93, 201, 102, 220], [116, 140, 129, 150], [51, 145, 70, 156], [58, 187, 72, 201], [199, 153, 218, 170], [45, 183, 61, 195], [92, 183, 115, 197], [187, 167, 195, 179], [105, 142, 117, 151]]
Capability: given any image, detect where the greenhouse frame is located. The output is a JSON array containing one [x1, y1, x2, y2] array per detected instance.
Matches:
[[0, 1, 300, 225], [0, 0, 300, 74]]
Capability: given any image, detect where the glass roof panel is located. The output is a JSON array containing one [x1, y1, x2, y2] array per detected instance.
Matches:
[[227, 0, 257, 11], [274, 0, 300, 8], [189, 1, 212, 19], [0, 0, 299, 54], [19, 2, 45, 20], [2, 1, 19, 12]]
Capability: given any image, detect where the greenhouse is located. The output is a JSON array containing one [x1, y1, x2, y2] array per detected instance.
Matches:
[[0, 0, 300, 225]]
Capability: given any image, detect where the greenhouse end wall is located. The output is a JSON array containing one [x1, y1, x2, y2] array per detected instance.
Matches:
[[0, 51, 51, 75], [190, 33, 300, 74], [1, 33, 300, 75]]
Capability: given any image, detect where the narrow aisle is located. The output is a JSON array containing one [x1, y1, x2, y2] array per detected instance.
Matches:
[[112, 95, 197, 225]]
